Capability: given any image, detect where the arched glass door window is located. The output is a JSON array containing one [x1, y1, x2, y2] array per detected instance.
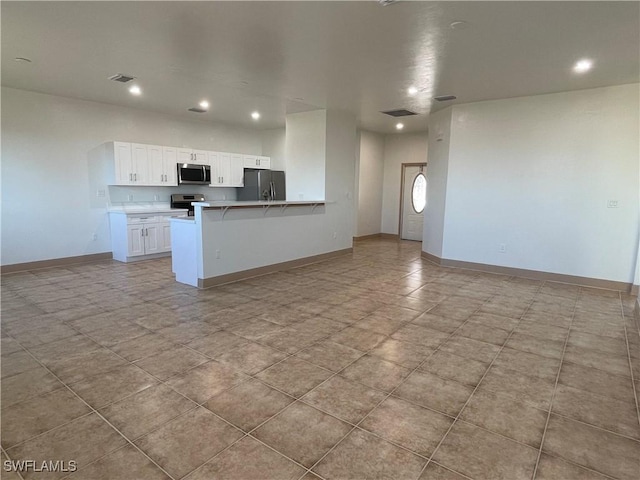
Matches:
[[411, 173, 427, 214]]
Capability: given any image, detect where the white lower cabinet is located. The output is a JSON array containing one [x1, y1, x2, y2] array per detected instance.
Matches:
[[110, 212, 185, 262]]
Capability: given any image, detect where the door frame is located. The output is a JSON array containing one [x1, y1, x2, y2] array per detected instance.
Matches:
[[398, 162, 428, 241]]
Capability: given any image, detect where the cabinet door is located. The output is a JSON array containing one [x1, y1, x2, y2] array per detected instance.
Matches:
[[256, 156, 271, 170], [219, 153, 232, 185], [177, 148, 193, 164], [192, 150, 209, 165], [147, 145, 163, 186], [243, 155, 258, 169], [144, 223, 161, 254], [230, 153, 244, 186], [127, 224, 145, 257], [131, 143, 149, 184], [208, 152, 221, 185], [114, 142, 133, 185], [160, 223, 172, 252], [163, 147, 178, 185]]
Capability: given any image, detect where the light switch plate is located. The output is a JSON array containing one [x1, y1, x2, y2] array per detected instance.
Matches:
[[607, 200, 619, 208]]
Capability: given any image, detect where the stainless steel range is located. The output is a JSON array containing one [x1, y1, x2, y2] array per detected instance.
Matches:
[[171, 194, 205, 216]]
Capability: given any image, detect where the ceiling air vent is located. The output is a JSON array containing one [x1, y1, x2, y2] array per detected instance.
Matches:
[[381, 109, 417, 117], [434, 95, 457, 102], [108, 73, 136, 83], [188, 107, 207, 113]]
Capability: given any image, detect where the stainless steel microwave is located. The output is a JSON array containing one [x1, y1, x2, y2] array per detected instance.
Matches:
[[177, 163, 211, 185]]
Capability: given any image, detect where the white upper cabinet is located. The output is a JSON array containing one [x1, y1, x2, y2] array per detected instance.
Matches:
[[130, 143, 150, 184], [97, 142, 266, 187], [177, 148, 192, 164], [162, 147, 178, 185], [177, 148, 209, 166], [209, 152, 243, 187], [113, 141, 133, 185], [192, 149, 208, 165], [230, 153, 244, 186], [148, 145, 177, 186], [244, 155, 271, 169]]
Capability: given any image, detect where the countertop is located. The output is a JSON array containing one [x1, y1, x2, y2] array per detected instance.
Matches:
[[108, 207, 189, 215], [192, 200, 325, 208]]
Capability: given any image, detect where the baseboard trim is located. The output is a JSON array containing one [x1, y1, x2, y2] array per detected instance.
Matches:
[[198, 248, 354, 288], [421, 251, 443, 265], [634, 298, 640, 333], [353, 233, 400, 242], [380, 233, 400, 240], [1, 252, 113, 274], [420, 251, 632, 293], [353, 233, 383, 242]]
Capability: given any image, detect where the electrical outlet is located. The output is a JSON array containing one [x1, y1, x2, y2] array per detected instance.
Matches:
[[607, 200, 619, 208], [499, 243, 507, 253], [127, 194, 134, 202], [153, 194, 160, 201], [333, 232, 337, 239], [96, 189, 105, 198], [298, 193, 304, 200], [215, 249, 221, 259], [92, 234, 98, 241]]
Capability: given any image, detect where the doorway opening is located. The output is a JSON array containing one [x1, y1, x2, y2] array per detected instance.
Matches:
[[399, 163, 427, 241]]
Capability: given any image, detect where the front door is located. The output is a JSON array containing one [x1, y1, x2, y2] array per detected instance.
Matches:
[[401, 165, 427, 241]]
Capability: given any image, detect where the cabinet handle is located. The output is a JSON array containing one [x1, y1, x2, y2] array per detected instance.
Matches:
[[129, 173, 132, 181], [257, 159, 260, 166]]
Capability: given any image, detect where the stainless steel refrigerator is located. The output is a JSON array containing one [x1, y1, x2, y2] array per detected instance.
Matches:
[[238, 169, 286, 201]]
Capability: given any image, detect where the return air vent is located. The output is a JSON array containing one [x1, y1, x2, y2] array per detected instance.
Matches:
[[108, 73, 136, 83], [434, 95, 457, 102], [188, 107, 207, 113], [380, 109, 417, 117]]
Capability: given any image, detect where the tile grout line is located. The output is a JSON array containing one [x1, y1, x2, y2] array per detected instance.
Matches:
[[301, 287, 507, 478], [3, 342, 179, 480], [3, 268, 431, 479], [417, 279, 547, 480], [530, 285, 580, 480], [3, 249, 632, 479]]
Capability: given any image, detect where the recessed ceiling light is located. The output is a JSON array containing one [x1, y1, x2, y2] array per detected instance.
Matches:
[[450, 21, 469, 30], [573, 59, 593, 74], [129, 85, 142, 96], [407, 86, 418, 96], [14, 57, 32, 63], [199, 100, 209, 109], [251, 111, 260, 120], [378, 0, 399, 5], [396, 123, 404, 130]]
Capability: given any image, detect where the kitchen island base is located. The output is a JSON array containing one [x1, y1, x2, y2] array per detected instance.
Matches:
[[170, 201, 353, 288]]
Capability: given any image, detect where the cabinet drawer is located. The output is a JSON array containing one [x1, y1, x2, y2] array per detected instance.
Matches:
[[127, 215, 159, 224]]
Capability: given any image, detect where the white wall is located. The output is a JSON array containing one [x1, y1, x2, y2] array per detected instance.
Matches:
[[356, 130, 385, 237], [440, 84, 639, 283], [196, 109, 357, 282], [261, 128, 286, 171], [380, 132, 428, 234], [1, 87, 263, 266], [325, 110, 357, 244], [284, 110, 326, 201], [423, 108, 452, 258]]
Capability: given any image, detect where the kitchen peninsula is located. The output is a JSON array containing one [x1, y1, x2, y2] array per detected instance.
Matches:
[[170, 200, 352, 287]]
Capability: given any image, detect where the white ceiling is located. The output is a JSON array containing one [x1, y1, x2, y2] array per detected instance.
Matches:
[[2, 1, 638, 133]]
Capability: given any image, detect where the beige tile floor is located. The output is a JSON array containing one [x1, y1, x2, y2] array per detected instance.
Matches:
[[1, 238, 639, 480]]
